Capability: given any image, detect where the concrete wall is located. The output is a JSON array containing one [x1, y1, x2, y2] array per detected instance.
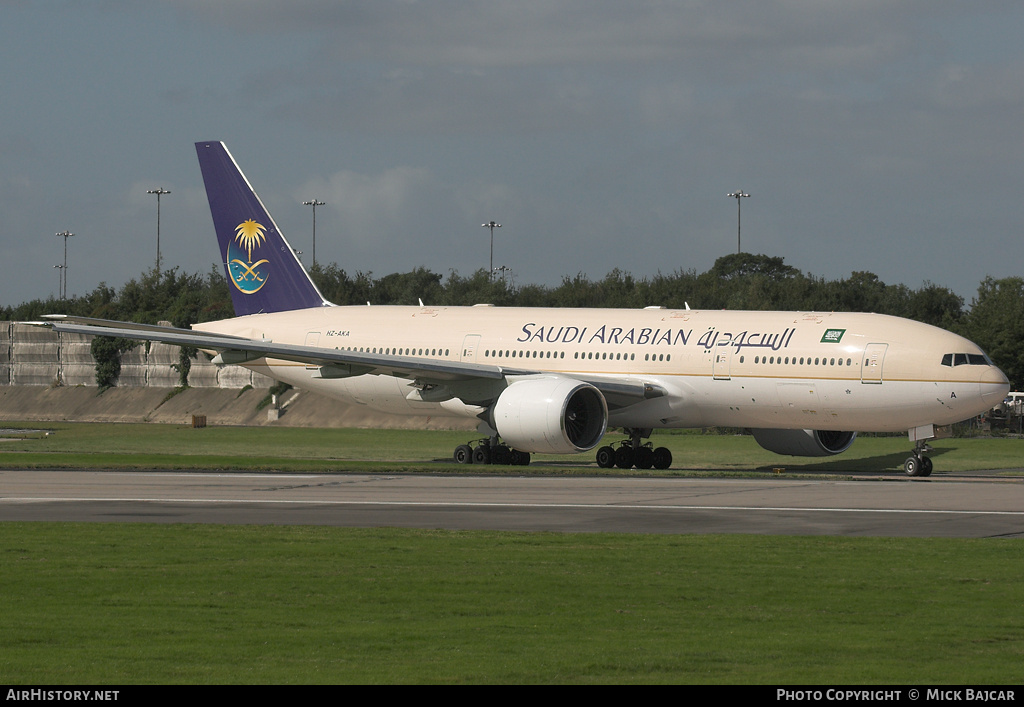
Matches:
[[2, 323, 273, 389], [0, 322, 10, 386]]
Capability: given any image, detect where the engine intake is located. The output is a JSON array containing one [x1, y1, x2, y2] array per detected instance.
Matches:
[[750, 429, 857, 457], [492, 377, 608, 454]]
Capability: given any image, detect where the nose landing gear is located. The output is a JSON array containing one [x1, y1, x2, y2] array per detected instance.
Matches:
[[904, 441, 933, 477]]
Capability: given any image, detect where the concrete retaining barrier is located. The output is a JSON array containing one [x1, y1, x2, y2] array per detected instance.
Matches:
[[3, 323, 272, 390], [0, 322, 476, 430], [0, 385, 476, 430]]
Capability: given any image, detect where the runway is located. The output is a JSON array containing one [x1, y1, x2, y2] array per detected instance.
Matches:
[[1, 470, 1023, 537]]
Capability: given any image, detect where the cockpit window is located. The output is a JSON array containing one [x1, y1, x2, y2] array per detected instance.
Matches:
[[942, 352, 991, 366]]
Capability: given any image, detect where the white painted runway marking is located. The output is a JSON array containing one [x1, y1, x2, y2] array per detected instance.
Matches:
[[3, 496, 1023, 516]]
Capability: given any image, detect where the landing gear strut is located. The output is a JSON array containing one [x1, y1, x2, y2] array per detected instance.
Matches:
[[453, 437, 531, 466], [595, 428, 672, 470], [904, 441, 933, 477]]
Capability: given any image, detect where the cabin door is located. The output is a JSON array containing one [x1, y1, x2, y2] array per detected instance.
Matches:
[[712, 348, 732, 380], [461, 334, 482, 363], [860, 343, 887, 384], [304, 331, 320, 370]]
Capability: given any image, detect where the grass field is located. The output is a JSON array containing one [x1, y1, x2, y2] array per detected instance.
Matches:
[[0, 421, 1022, 474], [0, 422, 1022, 683], [2, 524, 1022, 684]]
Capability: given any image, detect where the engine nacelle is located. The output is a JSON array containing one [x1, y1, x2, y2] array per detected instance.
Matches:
[[750, 429, 857, 457], [492, 377, 608, 454]]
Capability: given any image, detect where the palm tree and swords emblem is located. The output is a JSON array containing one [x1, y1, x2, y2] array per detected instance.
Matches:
[[228, 219, 270, 294]]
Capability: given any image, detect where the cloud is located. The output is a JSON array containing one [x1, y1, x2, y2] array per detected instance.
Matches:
[[293, 165, 518, 273]]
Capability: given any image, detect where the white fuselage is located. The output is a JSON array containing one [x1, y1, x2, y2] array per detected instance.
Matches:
[[195, 305, 1009, 434]]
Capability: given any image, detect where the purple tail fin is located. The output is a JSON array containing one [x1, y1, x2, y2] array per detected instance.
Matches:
[[195, 141, 329, 316]]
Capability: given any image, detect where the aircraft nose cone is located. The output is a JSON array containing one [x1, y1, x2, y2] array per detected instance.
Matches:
[[980, 366, 1011, 407]]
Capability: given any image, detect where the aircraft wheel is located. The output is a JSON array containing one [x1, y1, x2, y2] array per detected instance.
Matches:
[[491, 445, 512, 466], [472, 445, 491, 465], [904, 456, 923, 477], [596, 446, 615, 468], [614, 446, 635, 469], [509, 449, 530, 466], [634, 446, 654, 470], [454, 444, 473, 464], [652, 447, 672, 470], [921, 457, 933, 477]]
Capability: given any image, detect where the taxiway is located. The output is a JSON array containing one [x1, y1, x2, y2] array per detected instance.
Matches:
[[1, 470, 1022, 537]]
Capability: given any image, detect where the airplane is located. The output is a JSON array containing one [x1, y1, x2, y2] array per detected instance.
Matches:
[[41, 141, 1010, 477]]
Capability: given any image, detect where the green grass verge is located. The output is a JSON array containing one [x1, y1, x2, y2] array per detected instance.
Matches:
[[1, 524, 1022, 684], [0, 422, 1020, 474]]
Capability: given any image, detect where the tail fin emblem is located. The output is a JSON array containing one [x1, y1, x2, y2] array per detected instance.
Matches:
[[235, 219, 266, 260], [228, 219, 270, 294]]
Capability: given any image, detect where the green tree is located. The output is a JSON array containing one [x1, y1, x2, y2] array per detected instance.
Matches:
[[90, 336, 136, 390], [906, 283, 964, 330], [959, 277, 1024, 390], [710, 253, 800, 281], [441, 269, 517, 307]]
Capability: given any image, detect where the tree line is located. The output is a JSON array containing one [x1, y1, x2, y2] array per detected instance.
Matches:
[[3, 253, 1022, 390]]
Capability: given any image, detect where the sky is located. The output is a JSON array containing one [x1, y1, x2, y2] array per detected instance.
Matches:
[[2, 1, 1022, 308]]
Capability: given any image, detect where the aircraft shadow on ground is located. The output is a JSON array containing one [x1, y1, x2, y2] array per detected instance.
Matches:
[[754, 445, 954, 474]]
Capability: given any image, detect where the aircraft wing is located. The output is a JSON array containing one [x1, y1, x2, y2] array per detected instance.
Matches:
[[39, 317, 666, 408]]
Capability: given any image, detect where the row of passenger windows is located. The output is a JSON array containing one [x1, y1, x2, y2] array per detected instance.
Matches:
[[338, 345, 855, 367], [341, 346, 451, 357], [338, 345, 675, 363], [747, 355, 854, 367], [334, 345, 993, 371], [332, 345, 943, 371], [941, 353, 989, 367], [483, 350, 672, 362]]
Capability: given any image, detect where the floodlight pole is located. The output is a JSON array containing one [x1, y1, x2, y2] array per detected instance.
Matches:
[[482, 221, 501, 278], [53, 265, 65, 299], [55, 231, 74, 299], [726, 190, 750, 253], [147, 188, 171, 273], [303, 199, 325, 268]]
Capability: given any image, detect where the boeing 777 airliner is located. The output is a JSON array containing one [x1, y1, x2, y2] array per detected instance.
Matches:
[[43, 142, 1010, 476]]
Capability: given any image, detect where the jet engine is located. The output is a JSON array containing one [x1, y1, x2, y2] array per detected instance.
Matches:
[[750, 429, 857, 457], [491, 377, 608, 454]]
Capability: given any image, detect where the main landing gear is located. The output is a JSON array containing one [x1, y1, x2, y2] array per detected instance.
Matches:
[[904, 441, 933, 477], [595, 428, 672, 470], [453, 438, 532, 466]]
